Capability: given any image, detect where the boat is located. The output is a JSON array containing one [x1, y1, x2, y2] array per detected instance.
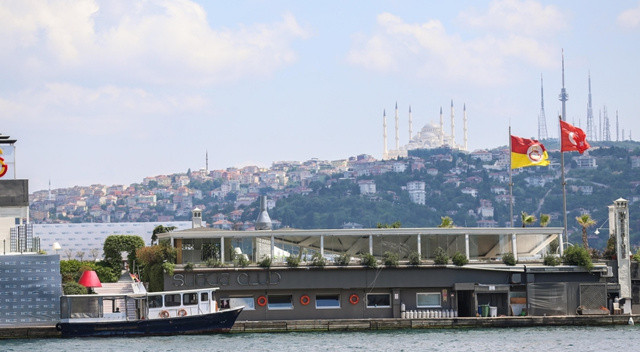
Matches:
[[57, 286, 243, 337]]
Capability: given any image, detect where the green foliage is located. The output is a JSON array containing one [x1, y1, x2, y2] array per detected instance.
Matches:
[[162, 262, 175, 276], [383, 251, 399, 267], [502, 252, 517, 266], [60, 260, 118, 284], [603, 237, 616, 260], [103, 235, 145, 271], [63, 282, 88, 295], [360, 253, 378, 268], [539, 213, 550, 227], [206, 258, 223, 268], [438, 216, 454, 228], [543, 254, 561, 266], [151, 225, 176, 245], [258, 256, 272, 268], [201, 243, 220, 261], [334, 253, 351, 266], [377, 221, 402, 228], [235, 255, 250, 268], [147, 263, 165, 292], [549, 237, 559, 254], [310, 253, 326, 267], [520, 212, 536, 227], [407, 251, 421, 266], [633, 250, 640, 263], [184, 262, 194, 271], [433, 247, 449, 265], [452, 252, 468, 266], [563, 245, 594, 270], [286, 255, 300, 268]]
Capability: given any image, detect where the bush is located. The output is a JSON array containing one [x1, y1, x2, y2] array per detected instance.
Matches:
[[502, 252, 517, 266], [286, 255, 300, 267], [543, 254, 561, 266], [206, 258, 222, 268], [433, 247, 449, 265], [162, 262, 175, 276], [603, 237, 617, 260], [360, 253, 378, 268], [147, 263, 164, 292], [258, 256, 272, 268], [184, 262, 194, 271], [63, 282, 88, 295], [334, 253, 351, 266], [563, 245, 594, 270], [235, 255, 250, 268], [383, 252, 399, 267], [310, 253, 326, 267], [408, 251, 421, 266], [452, 252, 468, 266]]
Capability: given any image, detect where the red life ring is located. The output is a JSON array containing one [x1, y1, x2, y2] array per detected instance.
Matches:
[[257, 295, 267, 307], [177, 309, 188, 317], [349, 294, 360, 305], [300, 295, 311, 305], [159, 310, 170, 318]]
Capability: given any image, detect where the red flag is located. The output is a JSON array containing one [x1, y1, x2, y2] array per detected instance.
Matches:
[[560, 119, 590, 154]]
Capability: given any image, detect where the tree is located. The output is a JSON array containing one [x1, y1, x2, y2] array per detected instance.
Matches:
[[438, 216, 454, 228], [64, 249, 74, 261], [539, 213, 550, 227], [151, 225, 176, 245], [576, 214, 596, 249], [76, 251, 85, 262], [103, 235, 145, 272], [521, 211, 536, 227], [90, 248, 100, 261]]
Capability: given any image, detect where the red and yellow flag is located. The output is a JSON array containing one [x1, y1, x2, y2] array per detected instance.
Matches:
[[560, 119, 590, 154], [511, 135, 549, 169]]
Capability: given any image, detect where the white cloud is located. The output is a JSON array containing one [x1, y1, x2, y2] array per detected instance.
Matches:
[[0, 0, 310, 86], [347, 1, 565, 86], [618, 3, 640, 28]]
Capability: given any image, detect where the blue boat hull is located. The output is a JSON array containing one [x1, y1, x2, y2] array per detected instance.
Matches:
[[57, 307, 243, 338]]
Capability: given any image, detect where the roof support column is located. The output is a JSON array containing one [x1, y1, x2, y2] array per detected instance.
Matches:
[[270, 234, 275, 261], [465, 233, 470, 259], [558, 232, 564, 256], [417, 234, 422, 258], [369, 235, 373, 255], [320, 235, 324, 257], [220, 236, 225, 264], [511, 233, 517, 261]]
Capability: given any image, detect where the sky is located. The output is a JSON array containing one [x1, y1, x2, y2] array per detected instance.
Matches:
[[1, 0, 639, 192]]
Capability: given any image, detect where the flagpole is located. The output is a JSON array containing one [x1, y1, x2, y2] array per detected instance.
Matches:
[[560, 115, 568, 249], [509, 126, 514, 228]]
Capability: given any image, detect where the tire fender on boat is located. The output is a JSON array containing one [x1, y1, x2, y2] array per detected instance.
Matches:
[[159, 310, 170, 318], [178, 309, 188, 317], [55, 323, 62, 332]]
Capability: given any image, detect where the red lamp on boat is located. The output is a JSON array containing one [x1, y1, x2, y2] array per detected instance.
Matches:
[[78, 270, 102, 293]]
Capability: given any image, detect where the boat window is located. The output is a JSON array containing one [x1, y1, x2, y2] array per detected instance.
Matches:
[[148, 295, 163, 308], [316, 294, 340, 309], [164, 294, 181, 307], [416, 292, 441, 308], [366, 293, 391, 308], [183, 293, 198, 306], [229, 297, 255, 310], [267, 295, 293, 310], [201, 292, 209, 302]]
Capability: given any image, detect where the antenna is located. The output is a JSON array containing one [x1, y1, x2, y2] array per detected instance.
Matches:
[[558, 50, 569, 121], [586, 72, 594, 140], [538, 74, 549, 139]]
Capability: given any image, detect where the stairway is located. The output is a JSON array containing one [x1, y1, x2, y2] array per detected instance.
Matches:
[[94, 274, 137, 320]]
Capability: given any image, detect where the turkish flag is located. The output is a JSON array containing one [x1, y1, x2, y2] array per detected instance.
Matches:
[[560, 119, 590, 154]]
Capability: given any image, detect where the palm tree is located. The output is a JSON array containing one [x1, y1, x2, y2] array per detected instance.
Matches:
[[576, 214, 596, 249], [438, 216, 454, 228], [521, 211, 536, 227], [539, 213, 550, 227]]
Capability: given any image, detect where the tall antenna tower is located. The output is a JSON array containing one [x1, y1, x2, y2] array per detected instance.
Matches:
[[538, 74, 549, 140], [559, 50, 569, 121], [586, 72, 594, 140], [604, 106, 611, 141], [598, 110, 602, 141]]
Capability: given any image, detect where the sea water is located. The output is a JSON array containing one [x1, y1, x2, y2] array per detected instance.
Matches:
[[2, 326, 638, 352]]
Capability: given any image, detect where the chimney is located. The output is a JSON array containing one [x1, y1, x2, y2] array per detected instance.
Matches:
[[255, 196, 272, 230], [192, 207, 203, 228]]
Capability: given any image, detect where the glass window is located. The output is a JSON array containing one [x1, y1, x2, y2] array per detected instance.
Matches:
[[229, 297, 255, 310], [200, 292, 209, 302], [183, 293, 198, 306], [267, 295, 293, 310], [366, 294, 391, 308], [148, 295, 163, 308], [316, 294, 340, 309], [416, 293, 441, 308], [164, 294, 181, 307]]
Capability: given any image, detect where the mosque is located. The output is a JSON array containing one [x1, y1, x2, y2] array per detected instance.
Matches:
[[382, 100, 468, 160]]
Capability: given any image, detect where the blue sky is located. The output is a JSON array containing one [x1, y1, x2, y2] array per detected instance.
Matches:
[[1, 0, 639, 191]]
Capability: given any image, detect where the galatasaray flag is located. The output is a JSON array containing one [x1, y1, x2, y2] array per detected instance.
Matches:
[[560, 119, 590, 154], [510, 135, 550, 169]]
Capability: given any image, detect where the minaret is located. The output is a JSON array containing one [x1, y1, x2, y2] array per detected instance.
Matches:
[[439, 107, 444, 146], [450, 100, 455, 148], [616, 110, 619, 141], [538, 74, 549, 140], [394, 102, 400, 150], [558, 50, 569, 121], [463, 103, 468, 151], [599, 109, 602, 141], [408, 106, 413, 140], [48, 180, 53, 201], [383, 109, 388, 159], [205, 150, 209, 173], [586, 72, 594, 141]]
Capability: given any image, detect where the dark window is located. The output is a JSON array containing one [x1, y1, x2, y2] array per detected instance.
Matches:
[[148, 295, 162, 308], [164, 294, 181, 307], [183, 293, 198, 306], [201, 292, 209, 302], [267, 295, 293, 310], [316, 294, 340, 309], [366, 294, 391, 308]]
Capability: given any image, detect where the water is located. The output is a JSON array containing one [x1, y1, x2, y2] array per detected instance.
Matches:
[[2, 326, 639, 352]]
